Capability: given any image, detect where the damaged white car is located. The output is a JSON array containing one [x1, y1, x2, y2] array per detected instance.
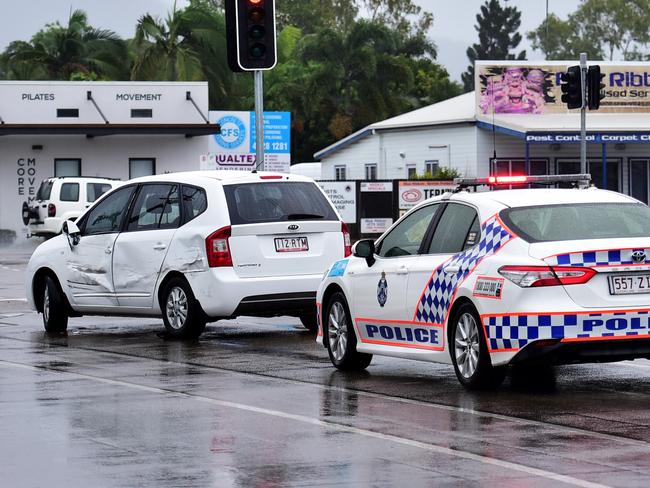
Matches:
[[25, 171, 350, 338]]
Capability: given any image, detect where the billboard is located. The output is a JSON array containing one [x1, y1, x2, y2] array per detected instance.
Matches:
[[398, 181, 456, 210], [207, 111, 291, 172], [476, 62, 650, 115]]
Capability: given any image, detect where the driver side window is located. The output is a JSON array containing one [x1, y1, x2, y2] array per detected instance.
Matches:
[[376, 204, 439, 258], [82, 186, 136, 236]]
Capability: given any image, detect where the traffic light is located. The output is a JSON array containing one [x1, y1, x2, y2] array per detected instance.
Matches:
[[560, 65, 583, 109], [225, 0, 277, 72], [587, 65, 606, 110]]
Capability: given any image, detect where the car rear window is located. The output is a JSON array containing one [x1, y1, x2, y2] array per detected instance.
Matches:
[[500, 203, 650, 242], [223, 181, 338, 225], [36, 180, 54, 201]]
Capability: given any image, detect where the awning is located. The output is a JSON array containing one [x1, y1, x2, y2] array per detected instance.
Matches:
[[0, 123, 221, 137]]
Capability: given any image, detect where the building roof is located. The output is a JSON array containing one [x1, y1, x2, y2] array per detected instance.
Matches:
[[314, 92, 476, 160]]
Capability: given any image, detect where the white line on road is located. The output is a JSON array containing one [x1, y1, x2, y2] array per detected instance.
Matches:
[[0, 298, 27, 302], [0, 359, 612, 488]]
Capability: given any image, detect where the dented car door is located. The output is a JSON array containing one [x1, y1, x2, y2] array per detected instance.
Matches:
[[112, 184, 180, 309], [64, 185, 137, 309]]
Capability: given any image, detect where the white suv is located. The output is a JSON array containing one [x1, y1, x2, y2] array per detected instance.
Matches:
[[22, 177, 121, 237], [26, 171, 350, 338]]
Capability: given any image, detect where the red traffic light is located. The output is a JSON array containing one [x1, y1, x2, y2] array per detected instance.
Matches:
[[248, 0, 264, 4]]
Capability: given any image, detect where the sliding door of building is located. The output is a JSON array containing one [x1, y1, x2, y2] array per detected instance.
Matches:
[[630, 159, 649, 204]]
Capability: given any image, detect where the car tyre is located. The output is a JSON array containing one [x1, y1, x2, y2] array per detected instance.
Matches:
[[299, 312, 318, 333], [42, 276, 68, 333], [325, 292, 372, 371], [161, 277, 206, 339], [450, 302, 506, 390]]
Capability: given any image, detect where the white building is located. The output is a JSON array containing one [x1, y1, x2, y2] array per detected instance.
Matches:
[[315, 61, 650, 204], [0, 81, 218, 239]]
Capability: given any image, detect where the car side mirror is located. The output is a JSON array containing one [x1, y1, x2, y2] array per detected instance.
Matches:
[[62, 220, 81, 247], [353, 239, 376, 267]]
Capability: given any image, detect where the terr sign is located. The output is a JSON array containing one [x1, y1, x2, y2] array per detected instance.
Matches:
[[206, 111, 291, 172]]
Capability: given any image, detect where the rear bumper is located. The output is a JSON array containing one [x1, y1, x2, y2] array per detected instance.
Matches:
[[29, 218, 63, 236], [185, 268, 322, 319]]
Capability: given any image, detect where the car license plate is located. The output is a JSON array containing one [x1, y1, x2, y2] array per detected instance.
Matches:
[[608, 274, 650, 295], [274, 236, 309, 252]]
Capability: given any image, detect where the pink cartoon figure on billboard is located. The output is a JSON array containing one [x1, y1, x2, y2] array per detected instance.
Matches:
[[480, 67, 555, 114]]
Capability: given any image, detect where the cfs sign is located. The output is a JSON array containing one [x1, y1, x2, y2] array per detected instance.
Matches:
[[398, 181, 456, 210]]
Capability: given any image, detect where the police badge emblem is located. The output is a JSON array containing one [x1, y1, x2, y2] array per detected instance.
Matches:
[[377, 271, 388, 307]]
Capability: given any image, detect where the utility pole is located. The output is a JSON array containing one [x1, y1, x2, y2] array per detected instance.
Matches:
[[580, 53, 587, 174], [254, 70, 264, 171]]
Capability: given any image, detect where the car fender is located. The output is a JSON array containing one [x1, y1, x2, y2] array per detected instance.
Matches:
[[25, 235, 70, 310]]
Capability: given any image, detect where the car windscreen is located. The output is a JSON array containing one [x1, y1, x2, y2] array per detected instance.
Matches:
[[500, 203, 650, 243], [223, 181, 338, 225], [36, 180, 54, 201]]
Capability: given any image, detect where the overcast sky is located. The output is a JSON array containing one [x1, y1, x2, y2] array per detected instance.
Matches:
[[0, 0, 581, 81]]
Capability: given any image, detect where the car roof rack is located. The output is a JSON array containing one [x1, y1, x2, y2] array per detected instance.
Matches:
[[453, 174, 592, 191]]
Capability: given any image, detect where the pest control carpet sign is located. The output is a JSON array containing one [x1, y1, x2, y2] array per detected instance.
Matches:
[[207, 111, 291, 172]]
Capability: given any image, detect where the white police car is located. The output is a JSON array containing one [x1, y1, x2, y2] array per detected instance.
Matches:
[[317, 174, 650, 389]]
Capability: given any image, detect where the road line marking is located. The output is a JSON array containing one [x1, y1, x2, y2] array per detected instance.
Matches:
[[0, 298, 27, 302], [0, 359, 611, 488], [0, 331, 647, 448]]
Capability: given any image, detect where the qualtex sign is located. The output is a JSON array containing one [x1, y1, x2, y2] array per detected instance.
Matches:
[[475, 61, 650, 115]]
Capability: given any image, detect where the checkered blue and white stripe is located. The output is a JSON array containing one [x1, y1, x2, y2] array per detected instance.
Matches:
[[546, 248, 650, 267], [484, 311, 650, 351], [415, 216, 514, 324]]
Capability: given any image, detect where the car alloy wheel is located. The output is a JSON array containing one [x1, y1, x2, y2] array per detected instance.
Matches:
[[328, 301, 348, 362], [166, 286, 188, 330], [454, 311, 480, 379]]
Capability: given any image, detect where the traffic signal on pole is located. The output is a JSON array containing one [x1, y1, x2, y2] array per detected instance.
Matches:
[[560, 65, 583, 109], [225, 0, 277, 72], [587, 65, 606, 110]]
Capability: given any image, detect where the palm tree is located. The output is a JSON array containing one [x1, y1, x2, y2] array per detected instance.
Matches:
[[131, 8, 204, 81], [4, 10, 128, 80]]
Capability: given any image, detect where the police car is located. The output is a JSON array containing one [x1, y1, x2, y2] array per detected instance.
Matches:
[[317, 174, 650, 389]]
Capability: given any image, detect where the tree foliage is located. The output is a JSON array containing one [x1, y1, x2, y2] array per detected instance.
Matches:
[[462, 0, 526, 92], [1, 10, 127, 80], [528, 0, 650, 61], [0, 1, 462, 163]]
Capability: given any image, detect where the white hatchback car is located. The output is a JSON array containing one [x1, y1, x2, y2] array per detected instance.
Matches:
[[317, 175, 650, 389], [23, 177, 121, 237], [26, 171, 350, 338]]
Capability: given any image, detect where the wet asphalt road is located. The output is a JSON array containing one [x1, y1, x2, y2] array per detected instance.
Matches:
[[1, 246, 650, 487]]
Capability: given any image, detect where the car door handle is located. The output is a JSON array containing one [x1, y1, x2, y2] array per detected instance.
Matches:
[[443, 265, 459, 274], [153, 244, 167, 250], [105, 248, 112, 254], [396, 266, 409, 275]]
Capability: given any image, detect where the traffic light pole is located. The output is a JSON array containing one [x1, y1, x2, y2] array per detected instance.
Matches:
[[580, 53, 587, 175], [255, 69, 265, 171]]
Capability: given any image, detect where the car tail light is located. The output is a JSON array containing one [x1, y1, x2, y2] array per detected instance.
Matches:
[[47, 203, 56, 217], [498, 265, 595, 287], [206, 226, 233, 267], [341, 222, 352, 257], [259, 175, 283, 180]]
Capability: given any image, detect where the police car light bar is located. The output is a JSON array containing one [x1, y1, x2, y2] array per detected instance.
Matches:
[[454, 174, 592, 188]]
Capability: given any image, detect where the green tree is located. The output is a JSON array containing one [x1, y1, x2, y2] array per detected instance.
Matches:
[[2, 10, 127, 80], [528, 0, 650, 61], [526, 13, 602, 60], [462, 0, 526, 92], [276, 0, 358, 33]]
